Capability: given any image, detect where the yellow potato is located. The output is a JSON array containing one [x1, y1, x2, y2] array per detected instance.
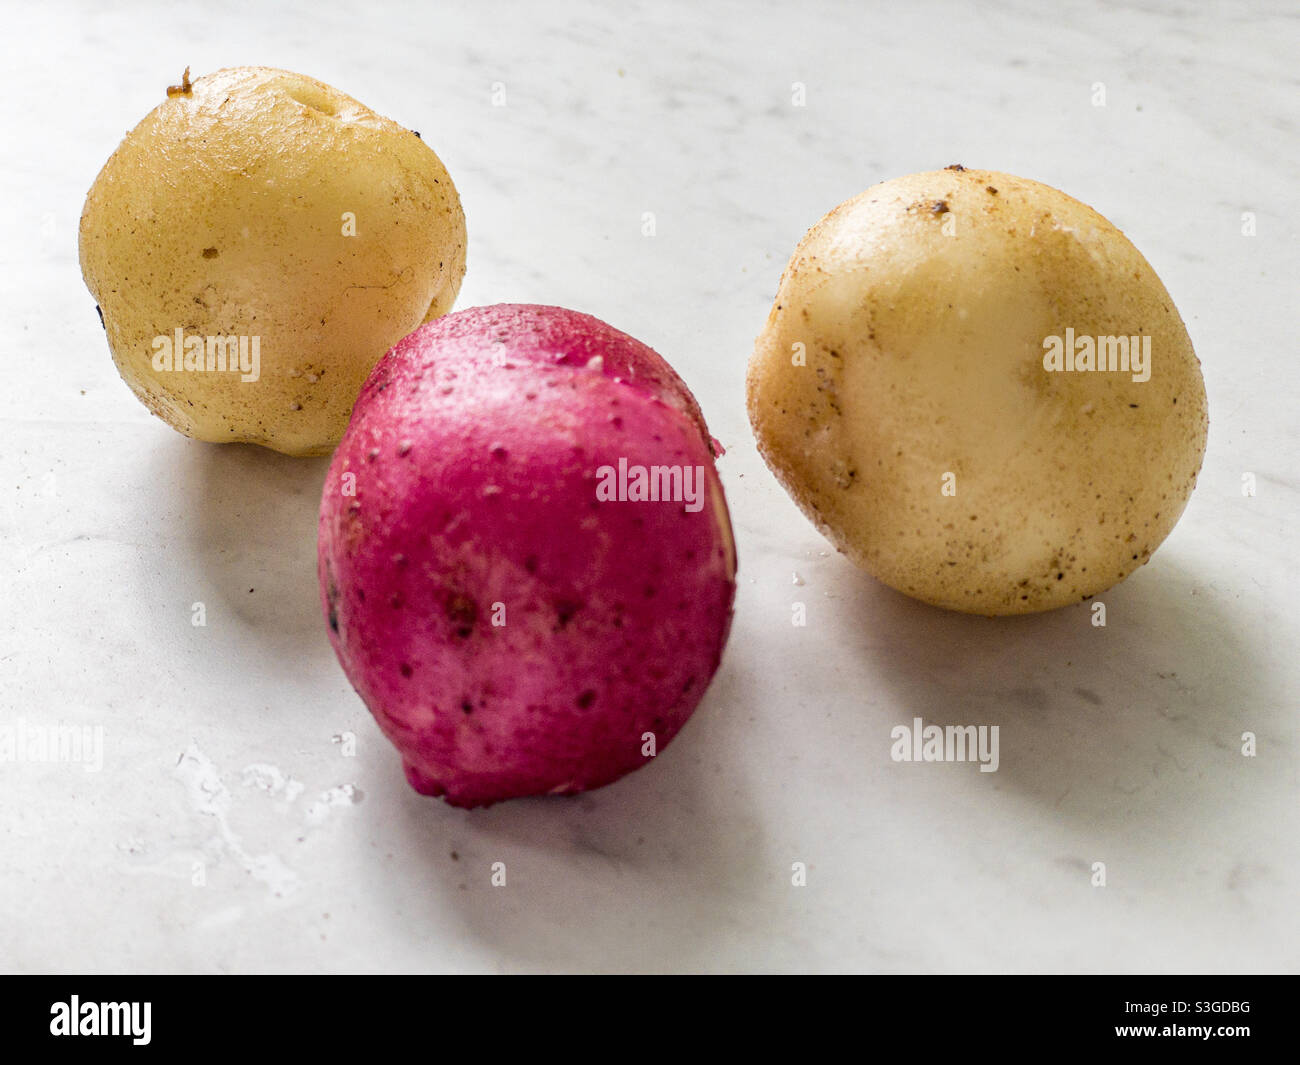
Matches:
[[80, 66, 467, 456], [747, 167, 1208, 615]]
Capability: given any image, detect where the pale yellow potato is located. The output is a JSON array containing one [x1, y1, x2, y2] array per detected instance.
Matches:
[[80, 66, 467, 456], [747, 167, 1208, 615]]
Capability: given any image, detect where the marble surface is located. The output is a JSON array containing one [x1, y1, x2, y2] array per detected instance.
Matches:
[[2, 0, 1297, 973]]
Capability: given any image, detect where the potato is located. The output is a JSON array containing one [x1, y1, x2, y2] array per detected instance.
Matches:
[[79, 66, 466, 456], [747, 167, 1208, 614], [318, 305, 736, 807]]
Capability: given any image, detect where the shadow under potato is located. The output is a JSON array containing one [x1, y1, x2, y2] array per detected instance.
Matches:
[[158, 437, 335, 673], [848, 552, 1273, 836], [148, 437, 763, 971], [358, 652, 765, 974]]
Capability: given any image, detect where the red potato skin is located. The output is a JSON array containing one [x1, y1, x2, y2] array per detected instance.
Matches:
[[318, 305, 736, 808]]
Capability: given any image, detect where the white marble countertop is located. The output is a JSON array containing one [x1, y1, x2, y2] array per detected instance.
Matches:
[[1, 0, 1296, 973]]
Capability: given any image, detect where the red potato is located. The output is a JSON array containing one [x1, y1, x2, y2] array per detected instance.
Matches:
[[318, 305, 736, 807]]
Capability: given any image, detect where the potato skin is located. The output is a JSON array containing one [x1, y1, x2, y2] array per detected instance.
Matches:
[[319, 305, 736, 807], [79, 66, 466, 456], [747, 168, 1208, 614]]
